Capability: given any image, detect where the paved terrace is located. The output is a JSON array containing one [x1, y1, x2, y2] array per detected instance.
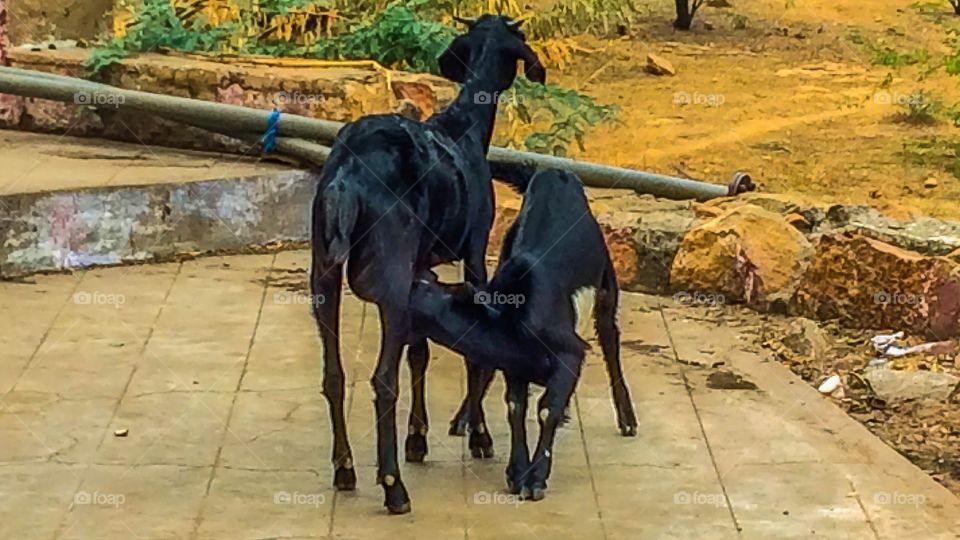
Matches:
[[1, 252, 958, 540], [0, 131, 288, 196]]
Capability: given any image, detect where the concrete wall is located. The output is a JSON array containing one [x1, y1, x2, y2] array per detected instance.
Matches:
[[0, 170, 314, 277]]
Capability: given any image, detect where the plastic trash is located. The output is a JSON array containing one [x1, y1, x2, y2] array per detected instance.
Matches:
[[818, 374, 842, 394], [870, 332, 957, 358]]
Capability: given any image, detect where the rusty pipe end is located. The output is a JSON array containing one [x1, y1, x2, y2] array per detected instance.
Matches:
[[727, 172, 756, 196]]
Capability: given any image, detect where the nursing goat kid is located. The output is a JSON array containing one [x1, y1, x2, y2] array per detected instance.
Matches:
[[309, 15, 545, 514], [410, 169, 638, 501]]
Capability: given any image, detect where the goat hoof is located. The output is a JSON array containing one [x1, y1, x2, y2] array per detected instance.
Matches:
[[333, 465, 357, 491], [448, 416, 469, 437], [519, 480, 546, 501], [618, 409, 638, 437], [469, 431, 495, 459], [382, 481, 411, 514], [404, 433, 428, 463]]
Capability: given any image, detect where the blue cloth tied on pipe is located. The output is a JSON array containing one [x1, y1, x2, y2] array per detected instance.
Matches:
[[261, 108, 281, 152]]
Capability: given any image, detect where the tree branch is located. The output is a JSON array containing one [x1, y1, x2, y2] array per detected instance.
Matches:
[[691, 0, 706, 17]]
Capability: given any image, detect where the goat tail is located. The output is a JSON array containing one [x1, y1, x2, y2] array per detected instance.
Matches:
[[321, 179, 358, 265]]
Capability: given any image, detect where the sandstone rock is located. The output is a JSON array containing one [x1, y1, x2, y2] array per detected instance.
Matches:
[[795, 234, 960, 337], [820, 205, 960, 257], [628, 204, 697, 294], [707, 200, 960, 259], [0, 94, 24, 127], [692, 202, 723, 219], [924, 177, 939, 189], [701, 192, 827, 230], [592, 198, 697, 294], [602, 221, 643, 289], [22, 99, 102, 134], [645, 53, 676, 76], [392, 80, 438, 119], [785, 212, 811, 232], [487, 188, 698, 293], [863, 367, 959, 402], [396, 99, 422, 121], [949, 248, 960, 265], [670, 205, 813, 309], [781, 317, 829, 359]]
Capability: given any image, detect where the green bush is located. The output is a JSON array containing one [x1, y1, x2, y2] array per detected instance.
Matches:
[[86, 0, 233, 74]]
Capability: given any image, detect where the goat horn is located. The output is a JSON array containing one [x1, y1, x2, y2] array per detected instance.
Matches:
[[453, 16, 479, 26], [506, 18, 524, 29]]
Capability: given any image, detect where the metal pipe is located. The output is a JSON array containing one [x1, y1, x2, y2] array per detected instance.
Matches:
[[0, 66, 753, 200]]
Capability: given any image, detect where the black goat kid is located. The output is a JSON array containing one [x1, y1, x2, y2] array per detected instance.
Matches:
[[410, 169, 638, 500], [309, 15, 545, 514]]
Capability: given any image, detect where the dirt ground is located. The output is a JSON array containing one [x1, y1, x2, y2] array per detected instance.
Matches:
[[8, 0, 114, 44], [540, 0, 960, 220], [745, 309, 960, 497]]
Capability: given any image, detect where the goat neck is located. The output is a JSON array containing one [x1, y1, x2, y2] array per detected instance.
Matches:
[[430, 56, 508, 153]]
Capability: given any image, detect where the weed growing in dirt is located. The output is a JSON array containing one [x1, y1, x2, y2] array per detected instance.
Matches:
[[500, 78, 619, 156], [872, 47, 930, 67], [727, 13, 749, 30], [891, 91, 942, 125], [901, 137, 960, 178], [910, 1, 959, 18]]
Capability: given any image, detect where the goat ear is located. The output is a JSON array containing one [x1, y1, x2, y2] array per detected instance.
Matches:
[[438, 36, 471, 83], [515, 42, 546, 84]]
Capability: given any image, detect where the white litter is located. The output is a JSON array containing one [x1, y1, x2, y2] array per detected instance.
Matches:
[[818, 374, 842, 394], [871, 331, 904, 354], [870, 332, 956, 358]]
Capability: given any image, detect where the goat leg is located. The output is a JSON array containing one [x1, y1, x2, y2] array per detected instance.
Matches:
[[504, 375, 530, 494], [466, 365, 496, 458], [524, 356, 581, 501], [312, 262, 357, 491], [596, 265, 638, 436], [371, 307, 411, 514], [404, 339, 430, 463], [450, 246, 495, 440]]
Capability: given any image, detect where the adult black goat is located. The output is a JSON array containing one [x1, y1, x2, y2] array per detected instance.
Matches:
[[409, 169, 638, 501], [309, 15, 545, 514]]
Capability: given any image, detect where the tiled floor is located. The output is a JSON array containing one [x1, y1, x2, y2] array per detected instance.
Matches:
[[1, 252, 958, 539]]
